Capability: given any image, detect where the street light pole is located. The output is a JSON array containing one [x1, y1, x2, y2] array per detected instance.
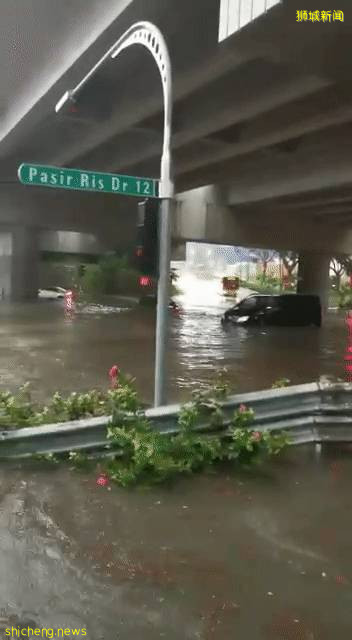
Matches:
[[55, 22, 174, 407]]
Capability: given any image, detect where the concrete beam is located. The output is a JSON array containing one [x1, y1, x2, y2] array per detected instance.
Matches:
[[99, 74, 329, 175], [0, 0, 134, 148], [175, 89, 352, 178], [174, 186, 352, 255], [0, 184, 137, 252], [179, 124, 352, 204], [252, 202, 352, 221], [312, 205, 352, 218], [331, 215, 352, 226], [50, 24, 279, 169], [268, 194, 352, 212]]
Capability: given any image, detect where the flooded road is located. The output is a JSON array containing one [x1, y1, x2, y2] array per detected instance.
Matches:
[[1, 272, 351, 639], [0, 270, 347, 403], [1, 445, 351, 639]]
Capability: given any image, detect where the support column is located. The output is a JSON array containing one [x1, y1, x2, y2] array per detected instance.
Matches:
[[11, 227, 40, 301], [0, 232, 12, 300], [297, 252, 331, 316], [171, 241, 186, 261]]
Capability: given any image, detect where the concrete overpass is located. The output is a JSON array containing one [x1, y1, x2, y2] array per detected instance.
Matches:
[[1, 0, 352, 305]]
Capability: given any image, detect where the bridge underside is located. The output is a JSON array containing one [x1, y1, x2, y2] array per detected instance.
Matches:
[[1, 0, 352, 300]]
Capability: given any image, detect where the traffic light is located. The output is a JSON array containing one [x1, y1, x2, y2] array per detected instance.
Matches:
[[135, 199, 159, 276], [139, 275, 153, 287]]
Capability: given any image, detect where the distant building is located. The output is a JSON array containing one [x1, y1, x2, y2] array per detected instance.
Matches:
[[186, 242, 261, 268]]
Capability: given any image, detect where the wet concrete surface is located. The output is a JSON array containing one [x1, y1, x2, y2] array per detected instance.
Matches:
[[0, 272, 347, 404], [0, 445, 351, 639]]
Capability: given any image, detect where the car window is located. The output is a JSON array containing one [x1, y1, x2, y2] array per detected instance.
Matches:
[[239, 297, 257, 311]]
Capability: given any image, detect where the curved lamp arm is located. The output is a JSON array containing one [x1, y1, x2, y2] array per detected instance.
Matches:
[[56, 21, 173, 199], [111, 22, 173, 199]]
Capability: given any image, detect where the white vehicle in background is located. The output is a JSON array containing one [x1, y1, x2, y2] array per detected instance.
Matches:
[[38, 286, 67, 300]]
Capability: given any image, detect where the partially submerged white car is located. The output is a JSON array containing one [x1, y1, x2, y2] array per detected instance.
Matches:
[[38, 286, 67, 300]]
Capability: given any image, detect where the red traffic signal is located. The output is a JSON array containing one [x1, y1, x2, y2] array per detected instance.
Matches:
[[139, 275, 152, 287]]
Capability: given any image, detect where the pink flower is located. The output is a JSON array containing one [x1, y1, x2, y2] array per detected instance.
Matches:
[[109, 365, 120, 388], [239, 404, 247, 413], [96, 473, 109, 487], [252, 431, 262, 442]]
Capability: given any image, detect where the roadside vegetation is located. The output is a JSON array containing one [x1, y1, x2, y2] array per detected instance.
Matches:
[[320, 256, 352, 309], [39, 253, 144, 299], [78, 256, 179, 301], [0, 374, 289, 487], [237, 251, 352, 309], [337, 283, 352, 310], [80, 255, 142, 298], [239, 272, 349, 309], [239, 274, 295, 295]]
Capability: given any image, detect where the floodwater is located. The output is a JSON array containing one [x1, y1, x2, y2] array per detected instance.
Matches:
[[1, 273, 351, 639], [1, 445, 351, 639], [0, 269, 347, 403]]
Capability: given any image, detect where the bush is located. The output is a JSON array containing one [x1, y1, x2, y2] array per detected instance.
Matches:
[[0, 374, 138, 429], [338, 284, 352, 309], [240, 274, 298, 295], [0, 374, 290, 486], [103, 387, 289, 487], [240, 276, 280, 295], [256, 274, 280, 287], [80, 265, 105, 295], [272, 378, 291, 389], [80, 255, 141, 297]]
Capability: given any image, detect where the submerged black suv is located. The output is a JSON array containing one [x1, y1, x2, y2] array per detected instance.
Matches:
[[222, 294, 322, 327]]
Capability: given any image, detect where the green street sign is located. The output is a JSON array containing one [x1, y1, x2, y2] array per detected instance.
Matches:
[[17, 163, 159, 198]]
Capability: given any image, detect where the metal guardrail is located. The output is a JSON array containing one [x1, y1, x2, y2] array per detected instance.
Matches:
[[1, 382, 352, 458]]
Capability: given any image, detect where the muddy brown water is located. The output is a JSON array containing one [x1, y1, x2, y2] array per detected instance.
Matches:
[[0, 279, 350, 638], [0, 292, 347, 405], [0, 446, 351, 639]]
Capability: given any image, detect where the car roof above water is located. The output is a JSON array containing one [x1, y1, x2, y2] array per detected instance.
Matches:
[[247, 294, 320, 301]]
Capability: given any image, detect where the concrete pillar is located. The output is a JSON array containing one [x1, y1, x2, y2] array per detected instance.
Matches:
[[0, 232, 13, 300], [11, 227, 40, 301], [297, 252, 331, 315], [171, 242, 186, 261]]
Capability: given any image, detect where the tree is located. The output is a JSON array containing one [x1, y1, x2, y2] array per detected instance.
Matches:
[[339, 256, 352, 276], [279, 250, 299, 279], [330, 257, 346, 290], [252, 249, 276, 277]]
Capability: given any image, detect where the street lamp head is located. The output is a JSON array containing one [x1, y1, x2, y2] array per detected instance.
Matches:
[[55, 90, 76, 113]]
